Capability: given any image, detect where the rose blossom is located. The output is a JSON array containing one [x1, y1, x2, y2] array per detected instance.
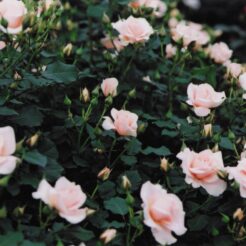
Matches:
[[112, 16, 154, 46], [32, 177, 87, 224], [0, 126, 18, 175], [101, 36, 124, 52], [209, 42, 233, 64], [100, 229, 117, 244], [0, 41, 6, 50], [141, 181, 187, 245], [239, 73, 246, 90], [187, 83, 226, 117], [227, 158, 246, 198], [225, 61, 242, 78], [165, 44, 177, 58], [129, 0, 167, 18], [168, 18, 178, 29], [0, 0, 27, 34], [102, 108, 138, 137], [101, 78, 119, 97], [171, 21, 209, 48], [177, 148, 227, 196]]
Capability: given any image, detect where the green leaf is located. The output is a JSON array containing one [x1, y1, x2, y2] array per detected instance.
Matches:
[[142, 146, 171, 156], [126, 138, 142, 155], [188, 215, 209, 231], [104, 197, 128, 215], [65, 227, 95, 241], [87, 5, 106, 19], [120, 155, 137, 166], [219, 137, 234, 150], [161, 129, 178, 137], [23, 150, 48, 167], [11, 106, 43, 127], [0, 231, 24, 246], [0, 107, 18, 116], [123, 170, 141, 191], [98, 181, 116, 199], [20, 241, 45, 246], [42, 61, 77, 83]]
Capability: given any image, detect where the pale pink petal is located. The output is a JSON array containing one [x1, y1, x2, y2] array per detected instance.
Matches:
[[239, 186, 246, 198], [102, 117, 116, 131], [187, 83, 196, 102], [194, 107, 210, 117], [32, 179, 54, 205], [55, 176, 73, 189], [0, 156, 17, 175], [59, 208, 87, 224], [0, 41, 6, 50], [152, 228, 177, 245], [110, 108, 118, 121], [202, 179, 227, 196], [0, 126, 16, 156]]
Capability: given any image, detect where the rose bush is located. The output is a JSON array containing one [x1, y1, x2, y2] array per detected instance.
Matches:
[[0, 0, 246, 245]]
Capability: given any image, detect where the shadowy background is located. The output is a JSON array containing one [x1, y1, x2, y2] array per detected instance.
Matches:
[[180, 0, 246, 62]]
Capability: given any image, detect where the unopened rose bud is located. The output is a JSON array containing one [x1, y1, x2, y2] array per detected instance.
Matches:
[[170, 8, 179, 17], [122, 175, 131, 190], [102, 13, 110, 23], [228, 130, 235, 141], [203, 124, 212, 137], [97, 167, 111, 181], [239, 226, 246, 238], [64, 95, 72, 106], [212, 143, 219, 152], [9, 82, 18, 89], [100, 229, 117, 245], [93, 148, 104, 154], [92, 86, 99, 97], [137, 122, 147, 134], [233, 208, 244, 221], [13, 206, 25, 217], [128, 88, 136, 98], [217, 170, 228, 180], [63, 43, 73, 56], [86, 208, 96, 216], [26, 133, 40, 147], [81, 88, 90, 103], [0, 175, 10, 187], [0, 207, 7, 218], [64, 2, 71, 9], [160, 158, 169, 172]]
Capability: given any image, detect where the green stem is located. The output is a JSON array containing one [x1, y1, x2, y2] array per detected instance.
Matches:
[[91, 184, 99, 199]]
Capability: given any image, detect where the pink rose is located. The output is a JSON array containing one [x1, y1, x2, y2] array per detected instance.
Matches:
[[227, 158, 246, 198], [101, 78, 119, 97], [129, 0, 167, 18], [177, 148, 227, 196], [187, 83, 226, 117], [225, 62, 242, 78], [171, 21, 209, 48], [168, 18, 178, 29], [102, 108, 138, 137], [0, 0, 27, 34], [32, 177, 87, 224], [209, 42, 233, 64], [239, 73, 246, 90], [112, 16, 154, 46], [0, 126, 17, 175], [165, 44, 177, 58], [0, 41, 6, 50], [101, 36, 124, 52], [100, 229, 117, 244], [141, 181, 187, 245]]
